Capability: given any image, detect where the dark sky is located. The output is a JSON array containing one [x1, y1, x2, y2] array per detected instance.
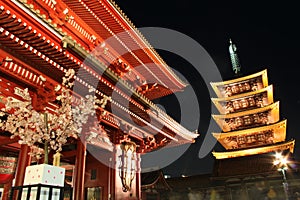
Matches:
[[113, 0, 300, 177]]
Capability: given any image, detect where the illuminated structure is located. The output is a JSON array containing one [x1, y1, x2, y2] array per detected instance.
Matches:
[[211, 40, 295, 175], [0, 0, 198, 200], [211, 42, 295, 160], [139, 41, 300, 200]]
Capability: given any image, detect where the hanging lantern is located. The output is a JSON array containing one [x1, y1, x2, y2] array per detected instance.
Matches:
[[118, 141, 136, 192]]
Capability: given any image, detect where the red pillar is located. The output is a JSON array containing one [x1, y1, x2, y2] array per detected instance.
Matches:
[[10, 144, 31, 200], [2, 179, 13, 200], [72, 140, 86, 200], [14, 144, 31, 186]]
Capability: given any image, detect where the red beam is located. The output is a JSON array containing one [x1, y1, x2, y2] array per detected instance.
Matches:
[[0, 137, 19, 146], [61, 150, 76, 158]]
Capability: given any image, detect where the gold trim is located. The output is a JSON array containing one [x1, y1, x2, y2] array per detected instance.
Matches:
[[213, 120, 287, 150], [213, 101, 279, 119], [211, 69, 268, 98], [212, 101, 280, 132], [211, 85, 274, 114], [212, 120, 287, 139], [212, 140, 295, 159]]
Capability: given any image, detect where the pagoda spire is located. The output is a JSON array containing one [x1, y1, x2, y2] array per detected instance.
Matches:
[[229, 39, 241, 75]]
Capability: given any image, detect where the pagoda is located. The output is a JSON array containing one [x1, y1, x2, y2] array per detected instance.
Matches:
[[0, 0, 198, 200], [210, 40, 295, 176]]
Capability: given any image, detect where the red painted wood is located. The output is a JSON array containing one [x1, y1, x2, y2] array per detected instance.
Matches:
[[0, 137, 19, 146], [14, 144, 31, 186], [73, 140, 86, 200], [2, 178, 13, 200], [0, 174, 13, 184], [84, 153, 111, 199]]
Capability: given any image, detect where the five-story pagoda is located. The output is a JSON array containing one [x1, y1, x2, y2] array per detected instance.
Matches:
[[210, 40, 295, 176]]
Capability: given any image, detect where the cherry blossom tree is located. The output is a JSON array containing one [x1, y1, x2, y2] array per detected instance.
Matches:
[[0, 69, 102, 164]]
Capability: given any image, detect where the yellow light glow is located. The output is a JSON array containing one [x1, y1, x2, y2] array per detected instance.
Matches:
[[212, 140, 295, 159], [281, 158, 288, 165], [273, 152, 289, 167], [275, 152, 283, 159], [273, 160, 280, 165]]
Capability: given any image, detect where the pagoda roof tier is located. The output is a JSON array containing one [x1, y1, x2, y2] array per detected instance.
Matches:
[[211, 70, 268, 98], [211, 85, 274, 114], [212, 120, 287, 150], [212, 139, 295, 159], [2, 0, 187, 100], [212, 101, 280, 132]]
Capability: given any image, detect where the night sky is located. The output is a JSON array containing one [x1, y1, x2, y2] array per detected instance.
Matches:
[[113, 0, 300, 177]]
